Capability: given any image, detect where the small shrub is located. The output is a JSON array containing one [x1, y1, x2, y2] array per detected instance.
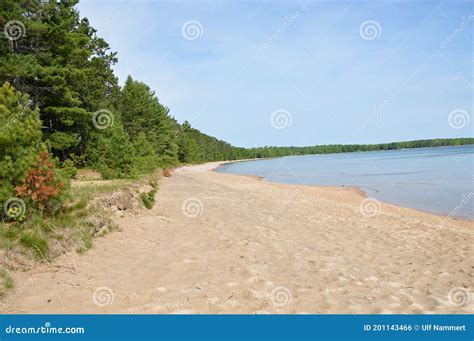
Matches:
[[163, 168, 172, 177], [16, 151, 64, 211], [84, 125, 137, 179], [59, 159, 78, 179], [140, 189, 156, 209]]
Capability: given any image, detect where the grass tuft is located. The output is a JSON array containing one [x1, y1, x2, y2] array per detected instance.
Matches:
[[20, 233, 49, 260], [140, 189, 156, 209], [0, 269, 14, 297]]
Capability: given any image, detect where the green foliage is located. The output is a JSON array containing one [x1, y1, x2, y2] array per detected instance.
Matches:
[[0, 83, 42, 204], [20, 232, 49, 259], [0, 269, 14, 296], [177, 121, 240, 163], [140, 189, 156, 209], [84, 123, 136, 179], [119, 76, 179, 165], [178, 121, 201, 163], [58, 159, 78, 179], [0, 177, 130, 261], [132, 132, 160, 174], [0, 0, 119, 160], [76, 225, 93, 254]]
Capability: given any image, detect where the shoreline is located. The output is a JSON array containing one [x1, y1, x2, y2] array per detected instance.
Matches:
[[212, 160, 474, 223], [213, 163, 370, 203]]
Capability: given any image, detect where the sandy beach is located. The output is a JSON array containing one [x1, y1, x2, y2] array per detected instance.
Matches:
[[3, 162, 473, 314]]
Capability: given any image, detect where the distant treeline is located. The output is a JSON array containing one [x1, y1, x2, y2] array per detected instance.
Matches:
[[229, 138, 474, 159], [0, 0, 472, 205]]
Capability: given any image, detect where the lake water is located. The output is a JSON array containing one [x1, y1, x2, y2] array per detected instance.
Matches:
[[217, 145, 474, 220]]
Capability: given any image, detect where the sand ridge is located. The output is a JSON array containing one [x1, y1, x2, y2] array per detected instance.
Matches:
[[3, 163, 473, 314]]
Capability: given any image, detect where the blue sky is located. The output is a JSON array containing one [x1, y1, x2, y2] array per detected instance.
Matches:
[[77, 0, 473, 148]]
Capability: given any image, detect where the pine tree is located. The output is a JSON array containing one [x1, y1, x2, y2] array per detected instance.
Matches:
[[119, 76, 178, 164], [132, 132, 160, 174], [0, 82, 42, 203], [0, 0, 119, 160], [84, 122, 136, 179], [178, 121, 201, 163]]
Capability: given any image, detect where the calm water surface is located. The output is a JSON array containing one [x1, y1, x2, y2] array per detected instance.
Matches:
[[217, 145, 474, 220]]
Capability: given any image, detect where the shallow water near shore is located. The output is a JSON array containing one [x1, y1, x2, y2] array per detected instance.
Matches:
[[217, 145, 474, 220]]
